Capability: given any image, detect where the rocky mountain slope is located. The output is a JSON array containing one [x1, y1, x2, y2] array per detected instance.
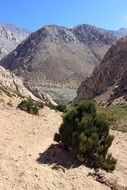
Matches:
[[0, 23, 30, 60], [110, 28, 127, 38], [0, 66, 57, 105], [0, 65, 41, 101], [74, 36, 127, 104], [0, 24, 117, 88]]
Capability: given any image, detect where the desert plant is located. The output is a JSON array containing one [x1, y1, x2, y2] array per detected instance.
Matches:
[[18, 99, 44, 115], [54, 100, 117, 171], [55, 104, 67, 112], [46, 103, 67, 112], [35, 101, 44, 109]]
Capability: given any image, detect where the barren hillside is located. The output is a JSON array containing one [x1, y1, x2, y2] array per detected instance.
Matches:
[[0, 93, 127, 190]]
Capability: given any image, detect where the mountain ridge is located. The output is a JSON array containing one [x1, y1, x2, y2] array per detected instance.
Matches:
[[0, 23, 117, 89], [0, 23, 30, 60]]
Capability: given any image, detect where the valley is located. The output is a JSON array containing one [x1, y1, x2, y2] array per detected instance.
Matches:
[[37, 86, 77, 104], [0, 21, 127, 190]]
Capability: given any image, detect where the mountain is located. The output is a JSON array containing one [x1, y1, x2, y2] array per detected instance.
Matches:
[[0, 65, 40, 101], [0, 65, 57, 105], [74, 36, 127, 104], [110, 28, 127, 38], [0, 23, 30, 60], [0, 24, 117, 89]]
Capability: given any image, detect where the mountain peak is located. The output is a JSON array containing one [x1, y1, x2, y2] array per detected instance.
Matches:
[[0, 23, 30, 60], [118, 27, 127, 31], [2, 23, 15, 28], [109, 27, 127, 38]]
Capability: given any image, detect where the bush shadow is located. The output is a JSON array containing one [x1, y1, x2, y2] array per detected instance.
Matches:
[[36, 144, 80, 169]]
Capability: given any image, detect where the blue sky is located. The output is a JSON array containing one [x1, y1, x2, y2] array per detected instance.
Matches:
[[0, 0, 127, 31]]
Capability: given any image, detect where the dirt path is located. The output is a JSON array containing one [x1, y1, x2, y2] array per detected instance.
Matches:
[[0, 101, 127, 190]]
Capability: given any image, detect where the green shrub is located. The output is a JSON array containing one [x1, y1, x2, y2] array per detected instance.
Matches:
[[18, 99, 44, 115], [54, 100, 117, 171], [35, 101, 44, 109], [55, 104, 67, 112], [45, 103, 56, 110], [46, 103, 67, 112]]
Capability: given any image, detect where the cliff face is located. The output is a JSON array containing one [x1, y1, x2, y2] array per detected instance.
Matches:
[[0, 24, 117, 88], [74, 37, 127, 104]]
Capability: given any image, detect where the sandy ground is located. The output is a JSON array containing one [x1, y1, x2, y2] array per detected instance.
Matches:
[[0, 94, 127, 190]]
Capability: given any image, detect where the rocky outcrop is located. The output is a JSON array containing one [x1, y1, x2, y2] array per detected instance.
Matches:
[[0, 23, 30, 60], [74, 37, 127, 104], [0, 24, 117, 88], [0, 66, 57, 105], [0, 66, 40, 100]]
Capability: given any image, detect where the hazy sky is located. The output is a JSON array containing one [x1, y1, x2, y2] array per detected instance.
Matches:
[[0, 0, 127, 31]]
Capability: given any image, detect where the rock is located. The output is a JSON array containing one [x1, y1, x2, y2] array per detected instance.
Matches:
[[24, 83, 57, 106], [0, 66, 40, 101], [74, 37, 127, 105], [0, 66, 57, 105]]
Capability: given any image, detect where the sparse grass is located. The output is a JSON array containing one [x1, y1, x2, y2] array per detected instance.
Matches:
[[0, 85, 13, 97], [0, 84, 22, 98], [97, 105, 127, 132], [14, 91, 24, 98]]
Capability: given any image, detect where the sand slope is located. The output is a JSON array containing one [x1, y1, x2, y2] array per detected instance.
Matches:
[[0, 96, 127, 190]]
